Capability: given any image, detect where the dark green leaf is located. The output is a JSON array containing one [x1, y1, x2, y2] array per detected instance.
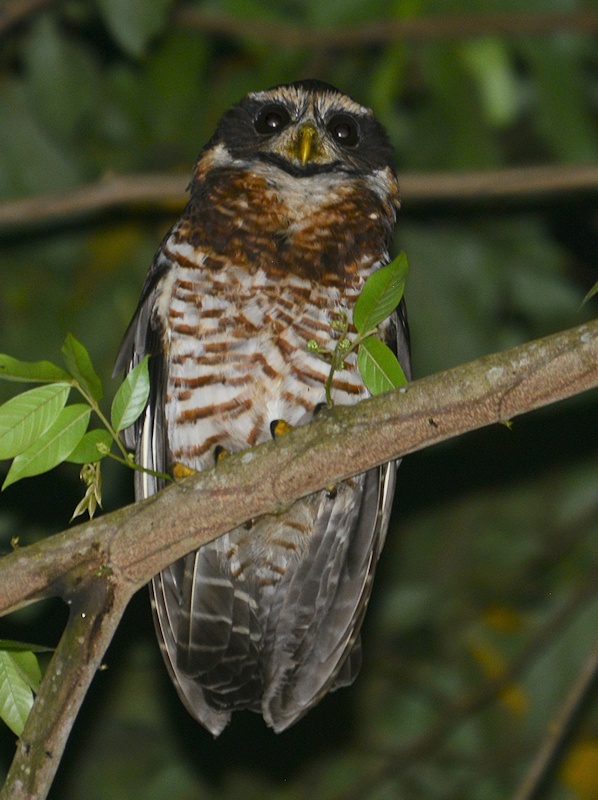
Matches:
[[0, 80, 80, 198], [10, 651, 42, 693], [0, 640, 53, 654], [97, 0, 172, 58], [23, 15, 98, 141], [358, 337, 407, 396], [0, 650, 34, 735], [353, 253, 409, 334], [111, 355, 150, 433], [67, 429, 112, 464], [61, 334, 103, 402], [0, 354, 70, 384], [518, 39, 598, 162], [3, 404, 91, 489], [0, 383, 71, 460]]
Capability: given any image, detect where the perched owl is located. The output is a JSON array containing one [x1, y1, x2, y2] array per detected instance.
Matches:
[[115, 79, 411, 736]]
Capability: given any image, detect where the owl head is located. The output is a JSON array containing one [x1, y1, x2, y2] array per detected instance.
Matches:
[[201, 79, 396, 178]]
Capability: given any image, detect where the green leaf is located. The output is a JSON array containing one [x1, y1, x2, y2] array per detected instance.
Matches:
[[0, 383, 71, 460], [353, 253, 409, 334], [0, 354, 71, 384], [3, 404, 91, 489], [97, 0, 172, 58], [0, 640, 53, 654], [358, 337, 407, 396], [23, 15, 99, 141], [67, 429, 112, 464], [519, 39, 598, 162], [61, 334, 103, 402], [0, 650, 34, 735], [111, 355, 150, 433], [10, 651, 42, 693]]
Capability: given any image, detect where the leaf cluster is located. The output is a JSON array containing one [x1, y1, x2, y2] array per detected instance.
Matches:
[[0, 336, 156, 736], [309, 253, 409, 406], [0, 335, 151, 504]]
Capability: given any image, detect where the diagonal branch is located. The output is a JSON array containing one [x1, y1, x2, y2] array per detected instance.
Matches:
[[512, 638, 598, 800], [1, 318, 597, 614], [0, 318, 597, 800]]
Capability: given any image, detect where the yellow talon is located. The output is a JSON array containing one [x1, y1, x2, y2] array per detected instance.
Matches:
[[172, 462, 197, 480], [214, 445, 230, 464], [270, 419, 293, 439]]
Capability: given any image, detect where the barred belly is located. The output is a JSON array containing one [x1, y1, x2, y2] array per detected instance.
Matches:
[[162, 241, 372, 472]]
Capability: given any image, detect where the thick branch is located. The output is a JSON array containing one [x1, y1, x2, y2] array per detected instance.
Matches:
[[1, 318, 597, 615], [1, 164, 598, 233]]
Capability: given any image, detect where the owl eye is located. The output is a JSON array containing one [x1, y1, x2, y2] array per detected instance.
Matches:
[[254, 104, 291, 135], [327, 114, 360, 147]]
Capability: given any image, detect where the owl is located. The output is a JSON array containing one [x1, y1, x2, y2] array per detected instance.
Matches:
[[115, 79, 411, 736]]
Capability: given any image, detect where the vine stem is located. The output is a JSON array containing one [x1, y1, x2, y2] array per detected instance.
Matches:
[[73, 381, 130, 462], [322, 325, 377, 408], [73, 380, 171, 484]]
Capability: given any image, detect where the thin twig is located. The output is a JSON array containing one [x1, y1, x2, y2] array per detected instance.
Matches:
[[174, 8, 598, 48], [2, 164, 598, 234], [332, 574, 598, 800], [2, 4, 597, 44], [512, 639, 598, 800]]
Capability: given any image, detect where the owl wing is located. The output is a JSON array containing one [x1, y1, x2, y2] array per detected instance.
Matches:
[[114, 247, 171, 496], [261, 300, 410, 731], [115, 245, 236, 736], [262, 463, 395, 731]]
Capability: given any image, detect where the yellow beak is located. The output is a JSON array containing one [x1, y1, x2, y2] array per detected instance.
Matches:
[[298, 124, 319, 165]]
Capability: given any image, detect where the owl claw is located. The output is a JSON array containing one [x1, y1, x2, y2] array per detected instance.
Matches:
[[312, 402, 329, 418], [172, 462, 197, 480], [270, 419, 293, 440], [214, 445, 230, 465]]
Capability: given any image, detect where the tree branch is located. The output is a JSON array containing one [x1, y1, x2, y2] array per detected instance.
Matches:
[[1, 318, 597, 615], [1, 164, 598, 234], [1, 580, 132, 800], [512, 639, 598, 800], [0, 318, 597, 799], [2, 4, 597, 44], [174, 8, 598, 48]]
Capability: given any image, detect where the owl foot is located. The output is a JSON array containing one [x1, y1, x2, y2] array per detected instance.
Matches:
[[172, 462, 197, 480], [270, 419, 294, 440], [214, 445, 230, 465], [312, 402, 329, 418]]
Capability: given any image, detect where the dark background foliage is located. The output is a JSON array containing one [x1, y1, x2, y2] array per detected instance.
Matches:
[[1, 1, 597, 798]]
